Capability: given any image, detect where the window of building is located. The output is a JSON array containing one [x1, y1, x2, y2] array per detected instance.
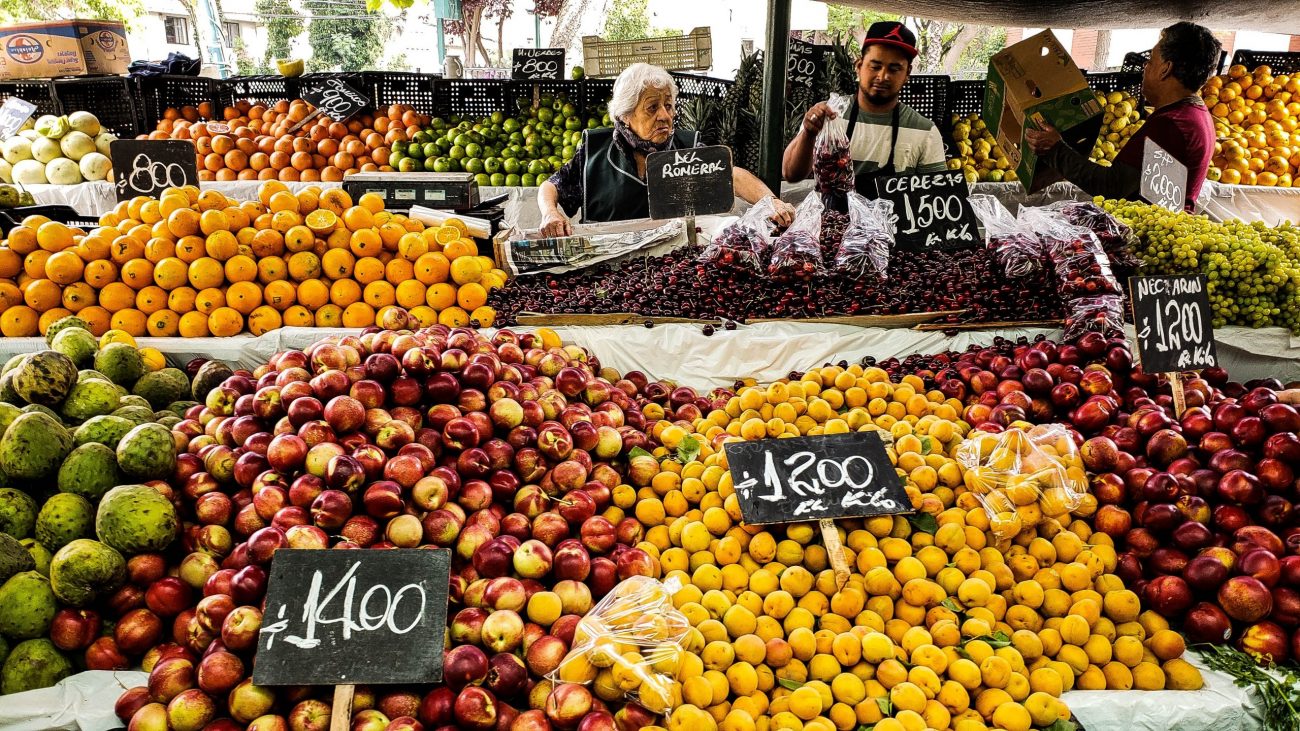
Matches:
[[224, 22, 240, 45], [164, 16, 189, 45]]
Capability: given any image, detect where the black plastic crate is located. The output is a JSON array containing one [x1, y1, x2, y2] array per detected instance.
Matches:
[[0, 79, 60, 117], [1086, 70, 1142, 97], [506, 79, 580, 113], [135, 75, 217, 129], [898, 74, 949, 128], [581, 79, 614, 114], [365, 71, 440, 115], [947, 79, 985, 120], [1232, 49, 1300, 75], [436, 79, 508, 120], [52, 76, 141, 137], [670, 72, 732, 100], [215, 75, 299, 108]]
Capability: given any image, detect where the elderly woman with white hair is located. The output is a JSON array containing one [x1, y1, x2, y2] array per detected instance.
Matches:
[[537, 63, 793, 236]]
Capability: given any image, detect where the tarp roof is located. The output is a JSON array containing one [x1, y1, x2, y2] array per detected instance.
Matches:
[[822, 0, 1300, 35]]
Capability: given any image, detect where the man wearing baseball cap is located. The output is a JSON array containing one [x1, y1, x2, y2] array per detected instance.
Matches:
[[782, 21, 948, 197]]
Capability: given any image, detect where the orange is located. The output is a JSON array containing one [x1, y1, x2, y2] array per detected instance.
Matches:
[[153, 257, 189, 289], [139, 200, 163, 225], [449, 256, 483, 285], [283, 225, 315, 253], [354, 257, 385, 285], [208, 306, 244, 337], [24, 250, 52, 279], [325, 228, 351, 251], [199, 209, 230, 235], [349, 228, 382, 257], [0, 249, 22, 279], [159, 192, 190, 218], [469, 305, 495, 327], [23, 279, 62, 312], [363, 280, 396, 308], [268, 190, 300, 214], [225, 255, 258, 283], [195, 287, 227, 314], [0, 305, 38, 336], [110, 308, 148, 336], [226, 281, 263, 315], [78, 305, 110, 335], [426, 282, 456, 310], [397, 232, 428, 262], [414, 252, 450, 284], [264, 280, 297, 310], [433, 225, 461, 246], [314, 303, 342, 327], [38, 307, 73, 336], [319, 189, 352, 216], [282, 304, 313, 327], [61, 282, 95, 312], [196, 190, 228, 212], [385, 258, 414, 284], [135, 285, 168, 314], [167, 208, 201, 238], [44, 250, 85, 285], [147, 309, 180, 337], [442, 217, 469, 236], [305, 209, 338, 235], [6, 227, 37, 255], [329, 279, 362, 307], [395, 280, 426, 309], [444, 238, 477, 260], [296, 189, 319, 214], [248, 305, 282, 335], [168, 286, 198, 313], [322, 249, 356, 280], [271, 210, 302, 233], [145, 237, 177, 263], [188, 258, 225, 290], [206, 230, 239, 261], [409, 305, 437, 327], [287, 252, 321, 281], [342, 301, 376, 328], [36, 221, 75, 252], [251, 229, 285, 257], [297, 279, 330, 309], [0, 281, 19, 311], [438, 306, 469, 327], [178, 311, 210, 338], [176, 235, 206, 262], [457, 282, 487, 311], [358, 192, 385, 213], [378, 222, 406, 251], [99, 282, 136, 312], [341, 206, 374, 231], [121, 259, 155, 290], [258, 180, 290, 207]]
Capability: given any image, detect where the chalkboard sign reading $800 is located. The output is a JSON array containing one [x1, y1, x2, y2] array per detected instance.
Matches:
[[253, 549, 451, 686], [874, 170, 980, 252], [512, 48, 566, 80], [109, 140, 199, 203], [646, 145, 734, 220], [724, 431, 910, 525], [1129, 274, 1218, 374]]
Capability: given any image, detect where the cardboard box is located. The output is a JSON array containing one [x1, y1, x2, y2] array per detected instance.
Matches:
[[983, 30, 1103, 191], [0, 20, 130, 80]]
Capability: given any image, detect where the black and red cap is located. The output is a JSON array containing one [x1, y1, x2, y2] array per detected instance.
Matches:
[[861, 21, 918, 60]]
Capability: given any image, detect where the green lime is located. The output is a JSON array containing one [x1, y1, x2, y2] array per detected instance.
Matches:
[[465, 143, 482, 158], [505, 174, 521, 186], [489, 173, 506, 186], [465, 158, 484, 174], [398, 157, 420, 172], [423, 156, 439, 172], [490, 111, 505, 124], [503, 158, 520, 174], [430, 157, 449, 173], [483, 158, 502, 174], [449, 145, 466, 160], [423, 142, 439, 158], [522, 173, 537, 187], [406, 145, 425, 160]]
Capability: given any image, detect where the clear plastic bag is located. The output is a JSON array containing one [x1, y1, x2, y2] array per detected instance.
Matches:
[[769, 194, 824, 279], [1019, 206, 1121, 299], [971, 194, 1044, 278], [813, 94, 856, 198], [1048, 200, 1142, 271], [700, 196, 777, 271], [834, 193, 894, 279], [956, 424, 1088, 539], [1064, 295, 1126, 341], [549, 575, 690, 714]]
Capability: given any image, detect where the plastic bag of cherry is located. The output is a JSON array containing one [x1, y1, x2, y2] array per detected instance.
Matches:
[[833, 193, 894, 279], [1048, 200, 1142, 272], [700, 195, 777, 271], [1020, 206, 1121, 300], [969, 194, 1044, 278], [813, 94, 856, 202], [1064, 295, 1126, 340], [769, 194, 825, 279]]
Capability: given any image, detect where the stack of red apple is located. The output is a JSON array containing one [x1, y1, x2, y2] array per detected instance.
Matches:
[[101, 325, 718, 731]]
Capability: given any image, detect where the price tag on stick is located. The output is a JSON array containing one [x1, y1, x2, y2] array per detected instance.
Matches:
[[0, 97, 37, 140], [874, 170, 981, 251], [1128, 274, 1218, 416], [109, 140, 199, 202], [1140, 139, 1188, 212], [512, 48, 565, 80], [300, 78, 371, 123]]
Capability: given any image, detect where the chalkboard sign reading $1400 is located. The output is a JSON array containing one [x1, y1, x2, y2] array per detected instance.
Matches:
[[724, 431, 909, 525], [1128, 274, 1218, 374], [253, 549, 451, 686], [109, 139, 199, 203], [646, 145, 734, 220], [874, 170, 980, 252]]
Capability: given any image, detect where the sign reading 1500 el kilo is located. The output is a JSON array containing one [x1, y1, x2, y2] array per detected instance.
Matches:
[[646, 145, 734, 220], [724, 431, 909, 525], [874, 170, 980, 252], [109, 139, 198, 203], [1128, 274, 1218, 374], [252, 549, 451, 686]]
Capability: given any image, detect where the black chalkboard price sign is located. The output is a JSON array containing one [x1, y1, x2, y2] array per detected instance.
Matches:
[[724, 431, 909, 525], [109, 140, 199, 202], [252, 549, 451, 687], [646, 145, 734, 220], [513, 48, 565, 80], [1128, 274, 1218, 375], [874, 170, 980, 251], [301, 78, 371, 123], [1140, 138, 1188, 212], [787, 38, 818, 91]]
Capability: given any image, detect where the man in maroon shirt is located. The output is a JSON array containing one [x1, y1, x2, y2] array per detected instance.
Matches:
[[1027, 22, 1220, 211]]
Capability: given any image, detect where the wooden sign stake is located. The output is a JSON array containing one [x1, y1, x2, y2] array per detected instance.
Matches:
[[329, 684, 355, 731], [819, 519, 850, 590], [1168, 372, 1187, 418], [685, 215, 697, 245], [289, 108, 324, 135]]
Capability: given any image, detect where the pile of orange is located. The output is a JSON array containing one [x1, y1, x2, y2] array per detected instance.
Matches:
[[0, 181, 505, 338], [1202, 64, 1300, 186], [144, 101, 430, 183]]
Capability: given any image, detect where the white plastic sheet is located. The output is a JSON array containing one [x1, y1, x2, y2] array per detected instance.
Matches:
[[0, 670, 146, 731]]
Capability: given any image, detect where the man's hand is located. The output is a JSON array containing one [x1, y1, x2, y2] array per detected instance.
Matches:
[[1025, 120, 1063, 154], [802, 102, 837, 136], [539, 212, 572, 238], [770, 199, 795, 228]]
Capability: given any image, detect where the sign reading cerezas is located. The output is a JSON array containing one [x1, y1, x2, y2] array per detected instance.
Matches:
[[646, 145, 734, 220], [252, 549, 452, 686], [1128, 274, 1218, 374], [109, 139, 199, 203], [723, 431, 909, 525], [874, 170, 980, 252], [300, 78, 371, 123], [512, 48, 565, 80], [1140, 138, 1188, 212]]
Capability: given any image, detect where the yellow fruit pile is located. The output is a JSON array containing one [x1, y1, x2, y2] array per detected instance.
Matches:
[[1202, 64, 1300, 186], [946, 114, 1017, 183], [608, 364, 1200, 731], [1089, 90, 1144, 166], [0, 182, 506, 338]]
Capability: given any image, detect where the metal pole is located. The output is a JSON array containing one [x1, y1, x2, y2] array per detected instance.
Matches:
[[759, 0, 791, 193], [535, 13, 541, 49]]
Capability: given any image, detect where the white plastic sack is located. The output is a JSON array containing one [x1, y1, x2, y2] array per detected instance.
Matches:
[[0, 670, 146, 731]]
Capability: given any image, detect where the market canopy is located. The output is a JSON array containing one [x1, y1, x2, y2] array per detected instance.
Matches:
[[821, 0, 1300, 35]]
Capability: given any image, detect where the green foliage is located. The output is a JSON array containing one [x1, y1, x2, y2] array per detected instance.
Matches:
[[0, 0, 142, 24], [233, 37, 268, 76], [825, 5, 896, 39], [601, 0, 675, 42], [303, 0, 396, 72], [256, 0, 302, 67], [958, 26, 1006, 72]]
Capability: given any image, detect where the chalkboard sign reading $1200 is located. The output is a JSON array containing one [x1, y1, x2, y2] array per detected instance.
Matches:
[[724, 431, 909, 525], [109, 140, 199, 203], [646, 145, 734, 220], [1128, 274, 1218, 374], [253, 549, 451, 686]]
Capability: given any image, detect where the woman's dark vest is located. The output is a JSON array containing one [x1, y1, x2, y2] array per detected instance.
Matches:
[[581, 128, 700, 223]]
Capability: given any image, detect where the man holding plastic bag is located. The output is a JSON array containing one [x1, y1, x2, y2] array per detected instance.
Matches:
[[781, 21, 948, 200]]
